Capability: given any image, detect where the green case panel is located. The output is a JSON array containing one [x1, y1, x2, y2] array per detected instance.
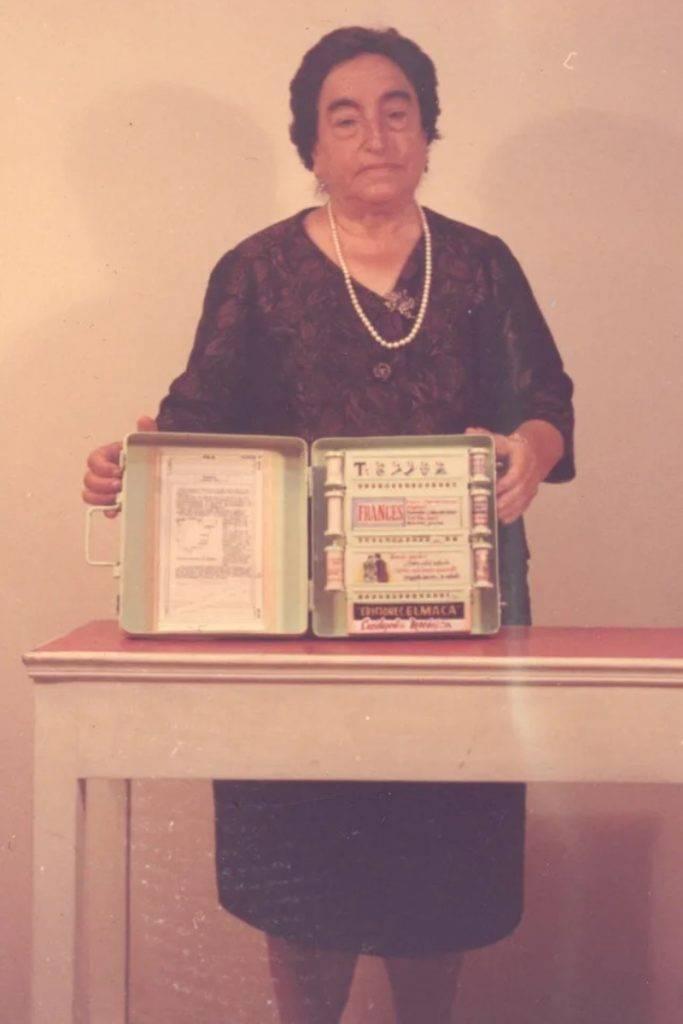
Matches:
[[118, 432, 309, 636], [311, 435, 500, 637]]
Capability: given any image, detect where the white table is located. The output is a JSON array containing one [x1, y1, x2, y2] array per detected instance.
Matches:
[[24, 620, 683, 1024]]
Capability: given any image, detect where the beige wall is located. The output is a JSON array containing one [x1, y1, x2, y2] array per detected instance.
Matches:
[[3, 2, 682, 1021]]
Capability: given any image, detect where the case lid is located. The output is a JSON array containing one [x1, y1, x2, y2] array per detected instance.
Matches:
[[87, 431, 500, 638], [117, 432, 309, 636]]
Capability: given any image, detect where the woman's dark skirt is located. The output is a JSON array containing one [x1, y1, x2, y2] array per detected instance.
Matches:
[[213, 521, 530, 956]]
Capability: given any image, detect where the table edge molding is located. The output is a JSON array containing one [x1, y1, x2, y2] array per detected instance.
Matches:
[[22, 650, 683, 687]]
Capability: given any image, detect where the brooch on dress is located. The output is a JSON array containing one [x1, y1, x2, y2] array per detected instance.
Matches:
[[383, 288, 417, 320]]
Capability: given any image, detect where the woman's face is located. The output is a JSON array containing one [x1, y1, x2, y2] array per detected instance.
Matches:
[[312, 53, 428, 213]]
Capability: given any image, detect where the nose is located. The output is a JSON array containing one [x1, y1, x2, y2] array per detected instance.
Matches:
[[362, 114, 388, 152]]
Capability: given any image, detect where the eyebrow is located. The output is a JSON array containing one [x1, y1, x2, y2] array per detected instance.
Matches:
[[325, 89, 414, 116]]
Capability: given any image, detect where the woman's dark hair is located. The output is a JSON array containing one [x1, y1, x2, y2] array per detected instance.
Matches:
[[289, 26, 441, 170]]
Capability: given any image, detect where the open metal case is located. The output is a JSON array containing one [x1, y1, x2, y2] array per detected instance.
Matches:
[[86, 432, 501, 637]]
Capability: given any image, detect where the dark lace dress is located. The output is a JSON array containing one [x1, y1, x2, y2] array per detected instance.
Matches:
[[157, 207, 575, 956]]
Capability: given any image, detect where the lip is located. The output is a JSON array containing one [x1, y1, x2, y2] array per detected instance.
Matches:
[[360, 163, 400, 173]]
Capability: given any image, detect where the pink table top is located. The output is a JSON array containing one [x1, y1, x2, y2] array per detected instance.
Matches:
[[31, 619, 683, 662]]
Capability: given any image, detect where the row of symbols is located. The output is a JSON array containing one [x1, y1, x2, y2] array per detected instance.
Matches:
[[352, 458, 450, 479], [354, 479, 460, 491], [354, 590, 457, 603], [354, 533, 466, 546]]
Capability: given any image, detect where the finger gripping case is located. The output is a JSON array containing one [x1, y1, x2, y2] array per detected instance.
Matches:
[[86, 432, 501, 637]]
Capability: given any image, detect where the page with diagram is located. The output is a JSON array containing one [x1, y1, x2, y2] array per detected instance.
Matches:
[[154, 447, 272, 632]]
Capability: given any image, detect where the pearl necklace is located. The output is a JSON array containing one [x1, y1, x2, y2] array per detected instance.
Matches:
[[326, 200, 432, 350]]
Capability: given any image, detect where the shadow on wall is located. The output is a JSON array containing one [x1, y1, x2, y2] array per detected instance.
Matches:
[[2, 86, 276, 649], [4, 84, 276, 442], [66, 84, 278, 296], [479, 106, 682, 279], [477, 106, 683, 411], [460, 808, 658, 1023], [478, 109, 683, 626]]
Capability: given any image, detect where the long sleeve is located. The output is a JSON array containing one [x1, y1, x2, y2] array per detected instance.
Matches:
[[157, 249, 254, 433], [479, 237, 575, 483]]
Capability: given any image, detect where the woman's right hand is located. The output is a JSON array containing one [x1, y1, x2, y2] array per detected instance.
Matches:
[[82, 415, 157, 509]]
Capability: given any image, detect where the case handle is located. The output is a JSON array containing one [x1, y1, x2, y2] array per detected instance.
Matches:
[[85, 505, 121, 571]]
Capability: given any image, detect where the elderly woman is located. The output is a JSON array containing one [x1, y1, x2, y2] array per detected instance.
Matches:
[[83, 25, 574, 1024]]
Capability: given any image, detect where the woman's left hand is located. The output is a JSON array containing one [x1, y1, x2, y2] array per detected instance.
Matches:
[[465, 425, 554, 524]]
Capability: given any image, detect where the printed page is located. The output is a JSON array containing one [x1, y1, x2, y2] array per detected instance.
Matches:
[[155, 448, 266, 631], [343, 448, 472, 634]]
